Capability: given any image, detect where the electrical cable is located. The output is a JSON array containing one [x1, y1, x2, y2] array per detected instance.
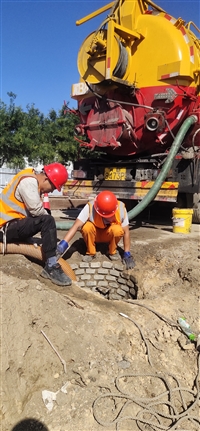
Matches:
[[93, 301, 200, 430]]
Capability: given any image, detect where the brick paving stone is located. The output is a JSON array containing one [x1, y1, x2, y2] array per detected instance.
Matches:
[[109, 282, 118, 288], [78, 281, 85, 287], [127, 280, 135, 288], [114, 263, 124, 271], [110, 269, 120, 277], [90, 262, 101, 268], [130, 274, 137, 283], [86, 281, 97, 287], [121, 272, 130, 280], [106, 275, 116, 281], [102, 261, 113, 269], [75, 269, 85, 276], [117, 288, 126, 296], [97, 286, 110, 294], [119, 284, 129, 292], [94, 274, 104, 280], [86, 268, 96, 274], [80, 262, 90, 268], [80, 274, 91, 280], [97, 268, 109, 275], [97, 281, 109, 287], [117, 277, 128, 284], [70, 263, 79, 270]]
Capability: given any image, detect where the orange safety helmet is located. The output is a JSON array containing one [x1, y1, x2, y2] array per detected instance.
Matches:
[[94, 191, 118, 218], [43, 163, 68, 191]]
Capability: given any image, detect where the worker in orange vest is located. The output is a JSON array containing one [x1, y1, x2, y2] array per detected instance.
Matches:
[[57, 190, 135, 269], [0, 163, 71, 286]]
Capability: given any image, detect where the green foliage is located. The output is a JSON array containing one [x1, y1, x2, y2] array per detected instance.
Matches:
[[0, 92, 101, 168]]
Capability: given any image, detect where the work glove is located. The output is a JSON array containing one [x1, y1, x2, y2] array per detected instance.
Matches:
[[122, 251, 135, 270], [56, 240, 69, 260]]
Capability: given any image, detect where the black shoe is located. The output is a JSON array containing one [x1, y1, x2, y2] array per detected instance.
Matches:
[[41, 263, 72, 286]]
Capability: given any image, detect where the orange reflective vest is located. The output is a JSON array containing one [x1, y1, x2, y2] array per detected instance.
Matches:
[[88, 199, 126, 229], [0, 168, 37, 228]]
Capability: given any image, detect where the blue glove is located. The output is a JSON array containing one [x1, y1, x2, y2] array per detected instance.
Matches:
[[122, 251, 135, 269], [56, 240, 69, 259]]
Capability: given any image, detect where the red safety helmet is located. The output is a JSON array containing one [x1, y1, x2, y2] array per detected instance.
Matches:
[[94, 191, 118, 218], [43, 163, 68, 191]]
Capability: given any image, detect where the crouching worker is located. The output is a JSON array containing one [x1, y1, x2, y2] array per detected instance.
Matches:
[[0, 163, 72, 287], [57, 190, 135, 270]]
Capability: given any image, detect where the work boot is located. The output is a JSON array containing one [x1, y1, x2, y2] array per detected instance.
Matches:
[[108, 251, 120, 261], [82, 254, 96, 262], [40, 263, 72, 286]]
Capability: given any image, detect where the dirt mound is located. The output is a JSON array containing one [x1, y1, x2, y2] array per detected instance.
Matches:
[[1, 223, 200, 431]]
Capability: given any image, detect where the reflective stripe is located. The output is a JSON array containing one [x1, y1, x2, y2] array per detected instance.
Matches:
[[190, 46, 195, 64], [0, 168, 36, 227], [118, 201, 125, 220], [163, 13, 176, 24]]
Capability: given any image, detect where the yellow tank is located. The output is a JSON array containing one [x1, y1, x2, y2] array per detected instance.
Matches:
[[71, 0, 200, 157], [74, 0, 200, 93]]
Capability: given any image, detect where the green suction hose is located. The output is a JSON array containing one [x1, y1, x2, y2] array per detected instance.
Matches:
[[56, 220, 74, 230], [127, 115, 197, 221]]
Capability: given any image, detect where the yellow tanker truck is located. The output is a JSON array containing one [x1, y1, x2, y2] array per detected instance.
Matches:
[[64, 0, 200, 222]]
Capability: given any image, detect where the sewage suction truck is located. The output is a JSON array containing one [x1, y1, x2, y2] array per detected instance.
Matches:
[[63, 0, 200, 222]]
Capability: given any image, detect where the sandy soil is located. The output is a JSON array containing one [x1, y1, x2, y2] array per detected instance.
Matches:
[[1, 212, 200, 431]]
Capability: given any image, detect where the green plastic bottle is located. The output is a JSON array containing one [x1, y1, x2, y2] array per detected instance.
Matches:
[[178, 317, 196, 341]]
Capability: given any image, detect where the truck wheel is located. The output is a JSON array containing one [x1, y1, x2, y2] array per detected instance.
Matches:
[[192, 193, 200, 224]]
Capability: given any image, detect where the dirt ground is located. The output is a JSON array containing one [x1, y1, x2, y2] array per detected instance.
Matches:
[[1, 208, 200, 431]]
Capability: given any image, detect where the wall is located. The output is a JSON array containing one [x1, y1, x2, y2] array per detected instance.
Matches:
[[0, 167, 20, 191]]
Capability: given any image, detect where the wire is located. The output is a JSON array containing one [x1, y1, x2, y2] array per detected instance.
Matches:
[[85, 82, 154, 111], [93, 302, 200, 430]]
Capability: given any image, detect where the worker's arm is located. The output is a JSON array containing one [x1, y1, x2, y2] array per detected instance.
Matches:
[[63, 218, 84, 243], [57, 204, 89, 257], [64, 203, 90, 242], [122, 225, 131, 252], [122, 223, 135, 269], [56, 218, 84, 258]]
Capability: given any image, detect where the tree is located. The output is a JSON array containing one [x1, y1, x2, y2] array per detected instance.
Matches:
[[0, 95, 102, 169], [0, 95, 26, 168]]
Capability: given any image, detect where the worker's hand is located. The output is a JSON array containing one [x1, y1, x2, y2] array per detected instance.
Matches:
[[122, 251, 135, 269], [56, 240, 69, 260]]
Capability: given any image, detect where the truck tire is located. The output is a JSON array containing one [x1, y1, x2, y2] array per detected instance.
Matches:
[[192, 193, 200, 224]]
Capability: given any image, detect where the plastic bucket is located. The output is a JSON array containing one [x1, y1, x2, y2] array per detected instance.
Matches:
[[172, 208, 193, 234]]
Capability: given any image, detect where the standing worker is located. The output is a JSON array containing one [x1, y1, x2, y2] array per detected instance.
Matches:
[[0, 163, 72, 287], [57, 190, 135, 269]]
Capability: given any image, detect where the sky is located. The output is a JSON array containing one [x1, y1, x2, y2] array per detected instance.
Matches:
[[0, 0, 200, 116]]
